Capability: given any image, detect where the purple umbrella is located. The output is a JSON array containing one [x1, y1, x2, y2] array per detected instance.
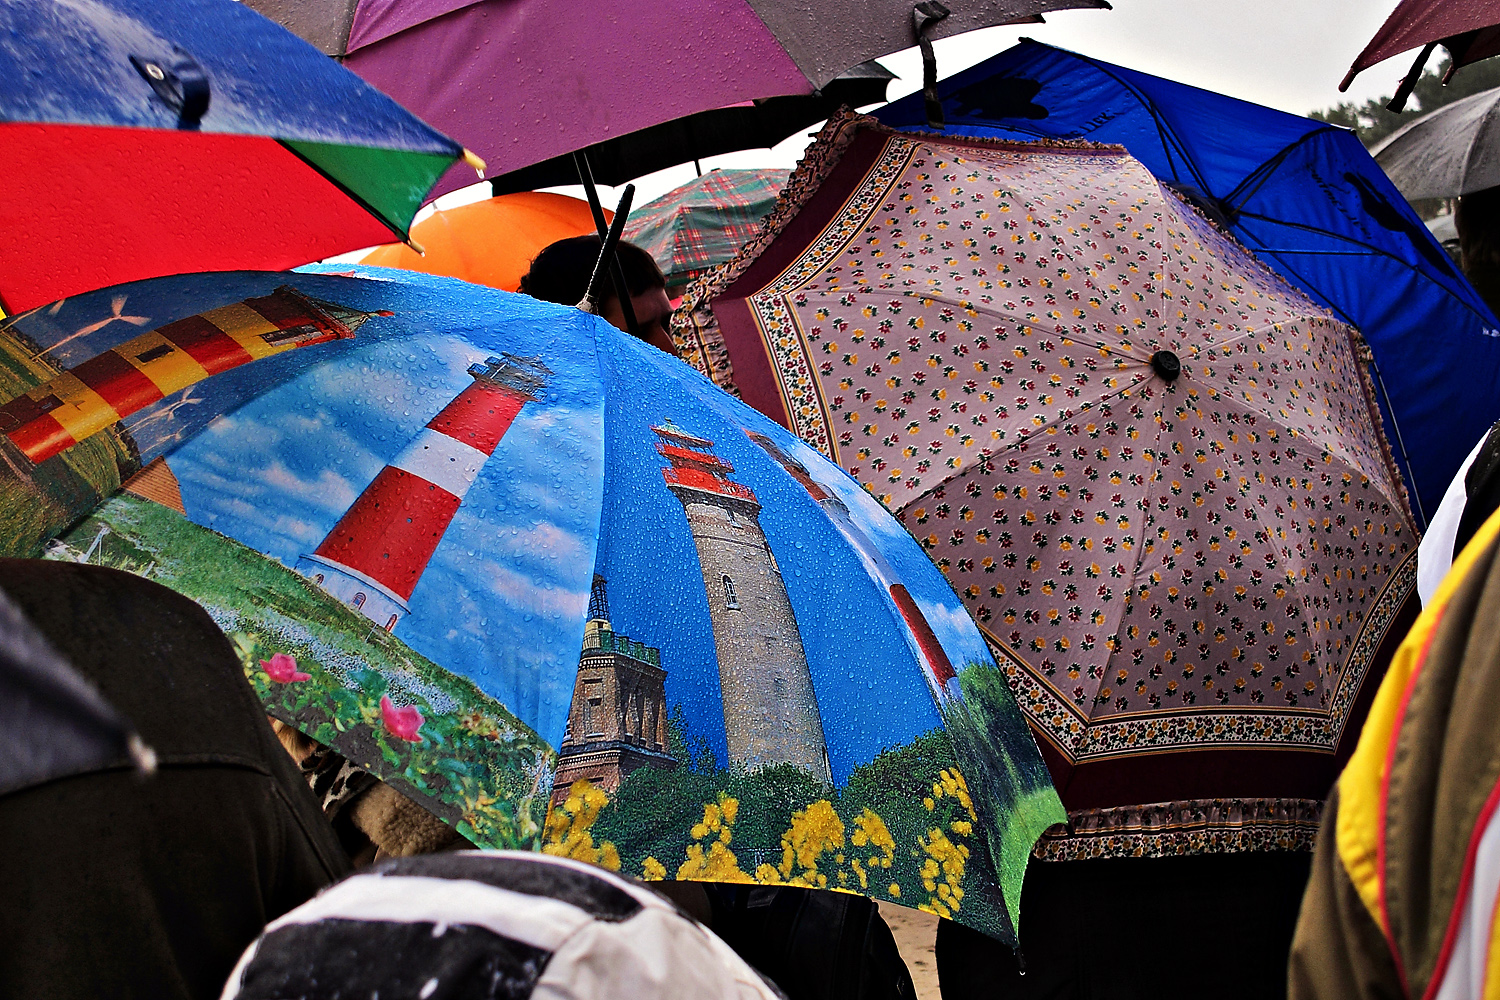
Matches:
[[244, 0, 1111, 197]]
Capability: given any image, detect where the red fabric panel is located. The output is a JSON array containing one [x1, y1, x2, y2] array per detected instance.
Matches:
[[426, 381, 527, 456], [314, 466, 463, 601], [0, 124, 396, 313], [157, 315, 254, 375], [71, 350, 163, 415]]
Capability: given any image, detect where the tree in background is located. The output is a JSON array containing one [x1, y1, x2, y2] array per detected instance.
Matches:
[[1311, 56, 1500, 147]]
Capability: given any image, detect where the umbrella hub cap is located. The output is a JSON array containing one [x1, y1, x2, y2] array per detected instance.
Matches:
[[1151, 350, 1182, 382]]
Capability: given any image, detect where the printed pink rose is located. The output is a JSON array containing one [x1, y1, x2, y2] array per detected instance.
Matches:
[[260, 652, 310, 683], [380, 695, 424, 742]]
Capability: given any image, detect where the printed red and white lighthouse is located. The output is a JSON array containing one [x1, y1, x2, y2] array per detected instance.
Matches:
[[746, 431, 961, 703], [298, 354, 552, 632], [0, 286, 383, 465]]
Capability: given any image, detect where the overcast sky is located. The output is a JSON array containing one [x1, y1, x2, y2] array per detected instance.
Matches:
[[412, 1, 1423, 225]]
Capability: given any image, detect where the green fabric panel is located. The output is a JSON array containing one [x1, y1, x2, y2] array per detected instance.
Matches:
[[282, 141, 458, 237]]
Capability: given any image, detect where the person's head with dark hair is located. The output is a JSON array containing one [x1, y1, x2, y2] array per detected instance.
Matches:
[[520, 234, 676, 355]]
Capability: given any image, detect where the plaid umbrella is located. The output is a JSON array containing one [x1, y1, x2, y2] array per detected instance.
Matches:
[[624, 170, 788, 293]]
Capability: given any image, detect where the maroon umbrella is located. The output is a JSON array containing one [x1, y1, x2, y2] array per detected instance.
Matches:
[[243, 0, 1111, 198], [1342, 0, 1500, 110]]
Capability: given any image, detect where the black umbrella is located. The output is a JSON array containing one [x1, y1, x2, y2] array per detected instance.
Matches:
[[0, 583, 153, 797], [1372, 84, 1500, 199], [489, 63, 894, 195]]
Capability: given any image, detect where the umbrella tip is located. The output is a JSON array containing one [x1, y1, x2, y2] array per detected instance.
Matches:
[[463, 149, 487, 178], [127, 732, 157, 777], [406, 237, 427, 256]]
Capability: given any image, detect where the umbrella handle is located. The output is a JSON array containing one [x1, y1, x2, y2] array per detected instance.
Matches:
[[573, 152, 643, 336], [912, 2, 950, 129], [130, 48, 211, 128], [579, 186, 635, 315]]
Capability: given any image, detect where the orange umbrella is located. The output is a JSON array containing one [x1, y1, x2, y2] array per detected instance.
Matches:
[[359, 191, 607, 292]]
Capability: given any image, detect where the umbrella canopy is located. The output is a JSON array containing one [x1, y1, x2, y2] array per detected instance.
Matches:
[[624, 170, 789, 294], [241, 0, 1109, 198], [874, 40, 1500, 525], [0, 581, 152, 797], [1343, 0, 1500, 96], [0, 0, 467, 315], [1371, 84, 1500, 199], [359, 192, 606, 292], [678, 113, 1420, 859], [2, 266, 1065, 943], [489, 64, 892, 195]]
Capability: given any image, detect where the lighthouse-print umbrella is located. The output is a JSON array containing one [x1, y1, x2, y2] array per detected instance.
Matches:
[[677, 113, 1420, 860], [0, 266, 1064, 944], [0, 0, 468, 314]]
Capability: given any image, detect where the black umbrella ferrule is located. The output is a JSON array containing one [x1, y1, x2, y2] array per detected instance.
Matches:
[[1151, 350, 1181, 382]]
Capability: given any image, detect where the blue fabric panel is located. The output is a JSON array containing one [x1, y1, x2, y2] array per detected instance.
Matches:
[[0, 0, 458, 154]]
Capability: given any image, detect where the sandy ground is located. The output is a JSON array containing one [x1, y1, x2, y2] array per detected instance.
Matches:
[[879, 902, 940, 1000]]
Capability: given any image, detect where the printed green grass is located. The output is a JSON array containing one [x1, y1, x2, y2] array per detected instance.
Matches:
[[55, 493, 554, 846]]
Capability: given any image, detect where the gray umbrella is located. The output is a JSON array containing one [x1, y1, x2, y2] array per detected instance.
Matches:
[[0, 584, 153, 797], [1372, 84, 1500, 199]]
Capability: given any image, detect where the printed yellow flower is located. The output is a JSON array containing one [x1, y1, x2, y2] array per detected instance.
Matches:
[[542, 780, 621, 872], [642, 857, 667, 881], [851, 809, 896, 870], [777, 799, 845, 886], [675, 793, 754, 883]]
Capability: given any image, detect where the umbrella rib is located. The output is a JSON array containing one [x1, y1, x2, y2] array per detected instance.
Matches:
[[1233, 213, 1490, 323], [1220, 129, 1338, 210], [895, 376, 1151, 514], [1086, 384, 1171, 730], [1064, 50, 1210, 191], [878, 285, 1154, 365], [276, 141, 414, 243]]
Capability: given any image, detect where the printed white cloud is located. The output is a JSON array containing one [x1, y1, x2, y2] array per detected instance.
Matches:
[[260, 461, 359, 515]]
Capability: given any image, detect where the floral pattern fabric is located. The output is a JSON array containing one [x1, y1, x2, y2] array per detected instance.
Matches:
[[679, 117, 1418, 854]]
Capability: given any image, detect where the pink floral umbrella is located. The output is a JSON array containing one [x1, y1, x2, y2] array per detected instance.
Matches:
[[679, 114, 1421, 859]]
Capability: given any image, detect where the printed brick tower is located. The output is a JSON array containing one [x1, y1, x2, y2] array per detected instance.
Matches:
[[0, 285, 384, 465], [746, 432, 962, 703], [654, 421, 831, 783], [551, 575, 678, 809], [297, 354, 552, 632]]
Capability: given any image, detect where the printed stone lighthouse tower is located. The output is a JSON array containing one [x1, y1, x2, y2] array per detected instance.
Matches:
[[298, 354, 552, 631], [654, 421, 831, 783], [551, 575, 677, 809]]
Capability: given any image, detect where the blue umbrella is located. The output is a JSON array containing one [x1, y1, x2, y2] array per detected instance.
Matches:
[[0, 0, 468, 314], [876, 39, 1500, 524], [1, 265, 1063, 944]]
